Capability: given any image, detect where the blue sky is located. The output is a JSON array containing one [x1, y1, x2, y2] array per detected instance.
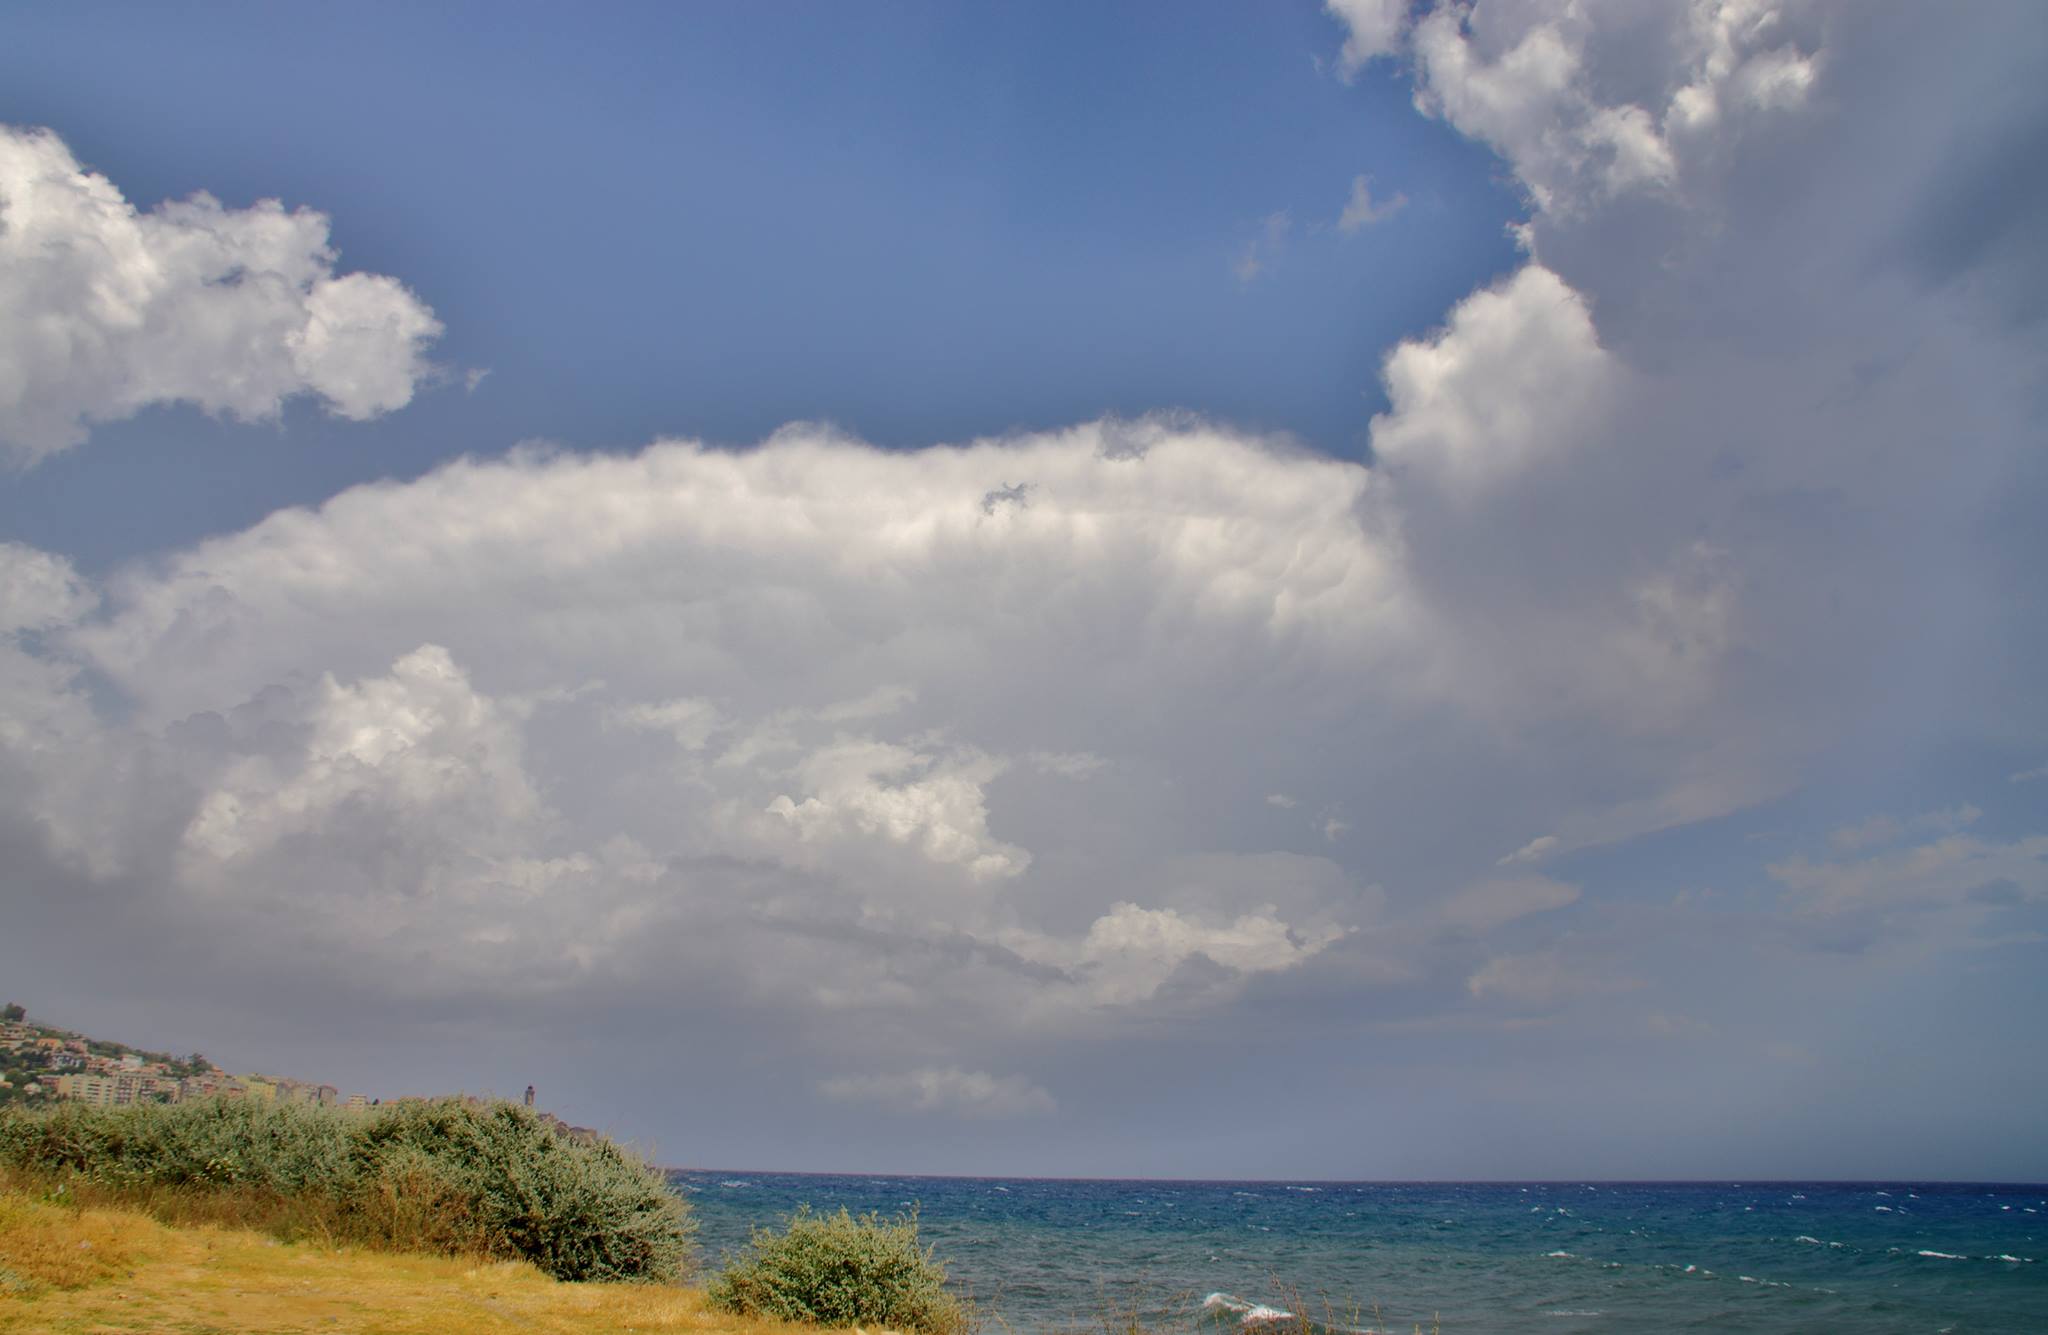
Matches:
[[1, 1, 2045, 1179], [0, 0, 1519, 567]]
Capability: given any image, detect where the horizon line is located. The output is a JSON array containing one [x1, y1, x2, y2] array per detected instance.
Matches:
[[665, 1168, 2048, 1189]]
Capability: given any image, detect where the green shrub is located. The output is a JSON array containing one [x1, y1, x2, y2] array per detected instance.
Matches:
[[0, 1097, 692, 1283], [349, 1099, 693, 1282], [706, 1204, 967, 1335], [0, 1096, 357, 1194]]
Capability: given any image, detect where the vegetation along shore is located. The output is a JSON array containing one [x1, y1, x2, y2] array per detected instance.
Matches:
[[0, 1096, 996, 1335]]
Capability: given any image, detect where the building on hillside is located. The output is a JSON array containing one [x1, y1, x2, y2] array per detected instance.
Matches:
[[178, 1073, 242, 1101], [270, 1079, 333, 1106], [115, 1072, 175, 1104], [55, 1072, 179, 1106], [54, 1074, 118, 1106]]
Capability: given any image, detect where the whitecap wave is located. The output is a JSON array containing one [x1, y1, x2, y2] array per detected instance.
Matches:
[[1202, 1293, 1295, 1326]]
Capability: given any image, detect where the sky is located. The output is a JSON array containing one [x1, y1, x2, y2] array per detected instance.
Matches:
[[0, 0, 2044, 1180]]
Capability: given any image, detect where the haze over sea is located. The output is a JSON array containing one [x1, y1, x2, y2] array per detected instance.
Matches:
[[679, 1172, 2048, 1334]]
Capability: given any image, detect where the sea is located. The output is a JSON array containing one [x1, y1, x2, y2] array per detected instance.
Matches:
[[672, 1172, 2048, 1334]]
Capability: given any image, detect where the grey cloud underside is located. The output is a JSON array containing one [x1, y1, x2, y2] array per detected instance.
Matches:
[[2, 1, 2045, 1163]]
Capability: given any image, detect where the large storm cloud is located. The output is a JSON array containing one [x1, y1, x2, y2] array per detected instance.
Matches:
[[2, 1, 2043, 1175]]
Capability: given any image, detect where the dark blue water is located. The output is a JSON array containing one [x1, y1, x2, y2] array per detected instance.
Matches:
[[672, 1173, 2048, 1334]]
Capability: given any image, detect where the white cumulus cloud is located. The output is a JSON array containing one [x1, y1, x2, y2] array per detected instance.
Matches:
[[1010, 901, 1351, 1009], [1370, 263, 1612, 494], [0, 124, 441, 463]]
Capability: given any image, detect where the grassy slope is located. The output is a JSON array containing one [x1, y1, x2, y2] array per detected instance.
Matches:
[[0, 1190, 803, 1335]]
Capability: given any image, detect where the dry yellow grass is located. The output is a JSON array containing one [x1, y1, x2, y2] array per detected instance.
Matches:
[[0, 1188, 817, 1335]]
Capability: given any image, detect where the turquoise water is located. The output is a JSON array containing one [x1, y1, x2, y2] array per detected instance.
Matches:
[[673, 1173, 2048, 1334]]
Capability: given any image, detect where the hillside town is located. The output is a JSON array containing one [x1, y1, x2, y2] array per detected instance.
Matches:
[[0, 1002, 585, 1137], [1, 1002, 374, 1110]]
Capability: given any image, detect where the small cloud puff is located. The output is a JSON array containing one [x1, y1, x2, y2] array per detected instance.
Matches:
[[1338, 174, 1408, 231], [1326, 0, 1409, 74], [981, 481, 1031, 514], [1498, 834, 1560, 866], [1235, 211, 1292, 284]]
